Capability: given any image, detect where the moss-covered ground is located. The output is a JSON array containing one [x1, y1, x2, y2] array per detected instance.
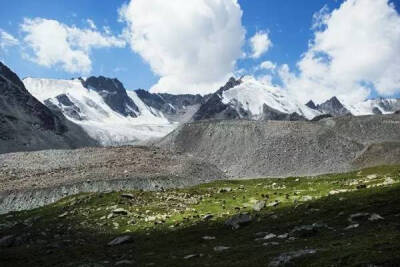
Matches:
[[1, 165, 400, 266]]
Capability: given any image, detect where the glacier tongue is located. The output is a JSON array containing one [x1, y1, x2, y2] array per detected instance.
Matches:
[[23, 77, 177, 146]]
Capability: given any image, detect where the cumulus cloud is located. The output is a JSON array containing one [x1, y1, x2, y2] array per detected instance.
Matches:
[[249, 31, 272, 59], [280, 0, 400, 105], [119, 0, 245, 94], [21, 18, 126, 74], [0, 29, 19, 49]]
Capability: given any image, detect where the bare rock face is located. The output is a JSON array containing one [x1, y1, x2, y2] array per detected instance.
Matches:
[[0, 62, 97, 154], [307, 97, 351, 117], [82, 76, 139, 117], [191, 77, 243, 121]]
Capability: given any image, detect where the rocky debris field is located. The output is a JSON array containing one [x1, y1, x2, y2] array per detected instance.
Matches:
[[0, 146, 225, 213], [158, 114, 400, 178], [1, 165, 399, 266]]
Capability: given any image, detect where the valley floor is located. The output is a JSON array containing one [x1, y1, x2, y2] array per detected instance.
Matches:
[[1, 165, 400, 266]]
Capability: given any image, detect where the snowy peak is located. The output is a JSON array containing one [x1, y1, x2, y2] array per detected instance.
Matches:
[[346, 98, 400, 116], [193, 76, 320, 121], [82, 76, 139, 117]]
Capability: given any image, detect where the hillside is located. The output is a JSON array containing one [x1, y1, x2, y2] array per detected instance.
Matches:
[[158, 114, 400, 178], [1, 165, 399, 266], [0, 62, 97, 154]]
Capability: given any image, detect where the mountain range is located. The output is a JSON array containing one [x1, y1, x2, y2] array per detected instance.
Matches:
[[1, 61, 399, 151]]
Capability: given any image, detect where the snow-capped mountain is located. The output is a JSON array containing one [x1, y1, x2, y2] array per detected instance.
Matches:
[[0, 62, 96, 154], [193, 76, 321, 121], [22, 73, 400, 147], [23, 77, 178, 145], [346, 98, 400, 116]]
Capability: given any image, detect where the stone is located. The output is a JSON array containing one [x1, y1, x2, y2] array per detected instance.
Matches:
[[108, 235, 133, 246], [214, 246, 230, 252], [202, 214, 213, 221], [112, 208, 129, 216], [369, 214, 384, 221], [58, 212, 68, 218], [263, 242, 279, 247], [344, 224, 359, 230], [218, 187, 232, 193], [267, 201, 280, 207], [253, 200, 266, 212], [202, 236, 216, 240], [121, 194, 134, 199], [225, 213, 252, 230], [184, 254, 203, 260]]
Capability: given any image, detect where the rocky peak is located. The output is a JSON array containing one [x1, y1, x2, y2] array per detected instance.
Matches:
[[316, 96, 351, 117], [306, 100, 317, 110], [81, 76, 139, 117]]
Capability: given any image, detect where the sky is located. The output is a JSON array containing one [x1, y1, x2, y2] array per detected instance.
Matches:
[[0, 0, 400, 104]]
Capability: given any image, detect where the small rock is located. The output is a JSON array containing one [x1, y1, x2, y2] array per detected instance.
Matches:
[[253, 200, 266, 212], [225, 213, 252, 230], [267, 201, 280, 207], [121, 194, 134, 199], [58, 212, 68, 218], [263, 242, 279, 247], [202, 236, 216, 240], [344, 224, 359, 230], [214, 246, 230, 252], [112, 208, 129, 216], [218, 187, 232, 193], [264, 233, 277, 240], [108, 235, 133, 246], [369, 214, 384, 221], [202, 214, 213, 221], [277, 233, 288, 239], [184, 254, 202, 260], [302, 196, 313, 201]]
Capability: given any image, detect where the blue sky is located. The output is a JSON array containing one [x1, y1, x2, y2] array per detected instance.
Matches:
[[0, 0, 400, 103]]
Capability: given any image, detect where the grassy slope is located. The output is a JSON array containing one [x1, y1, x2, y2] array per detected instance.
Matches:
[[1, 165, 400, 266]]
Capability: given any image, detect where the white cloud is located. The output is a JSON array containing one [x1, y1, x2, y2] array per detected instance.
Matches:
[[280, 0, 400, 105], [0, 29, 19, 49], [21, 18, 126, 74], [259, 60, 276, 71], [86, 19, 97, 30], [119, 0, 245, 94], [249, 31, 272, 59]]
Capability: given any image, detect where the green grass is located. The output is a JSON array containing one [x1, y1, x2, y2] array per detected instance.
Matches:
[[1, 165, 400, 266]]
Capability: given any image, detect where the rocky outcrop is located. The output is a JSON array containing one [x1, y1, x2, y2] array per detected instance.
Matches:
[[307, 97, 351, 116], [191, 77, 243, 121], [0, 62, 97, 154], [82, 76, 139, 117]]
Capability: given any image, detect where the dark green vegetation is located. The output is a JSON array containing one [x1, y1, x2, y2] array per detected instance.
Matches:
[[1, 166, 400, 266]]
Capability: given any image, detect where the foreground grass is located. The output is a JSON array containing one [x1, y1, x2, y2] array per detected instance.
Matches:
[[1, 165, 400, 266]]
